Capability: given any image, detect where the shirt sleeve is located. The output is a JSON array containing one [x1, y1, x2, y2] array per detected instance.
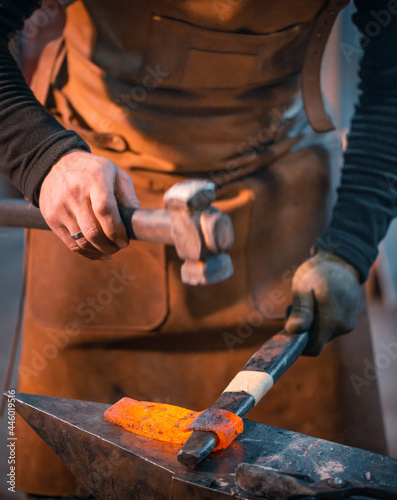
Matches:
[[315, 0, 397, 283], [0, 0, 90, 205]]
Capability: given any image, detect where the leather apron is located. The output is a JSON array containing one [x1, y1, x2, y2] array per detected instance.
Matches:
[[16, 1, 387, 496]]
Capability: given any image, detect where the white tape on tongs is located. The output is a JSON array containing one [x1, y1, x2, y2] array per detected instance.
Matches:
[[222, 370, 274, 406]]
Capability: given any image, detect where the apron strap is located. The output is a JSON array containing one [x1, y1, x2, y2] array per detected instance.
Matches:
[[302, 0, 350, 133], [30, 36, 66, 106]]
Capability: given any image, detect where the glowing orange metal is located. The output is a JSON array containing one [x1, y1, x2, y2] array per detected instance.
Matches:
[[186, 408, 244, 451], [104, 397, 243, 450], [104, 398, 196, 445]]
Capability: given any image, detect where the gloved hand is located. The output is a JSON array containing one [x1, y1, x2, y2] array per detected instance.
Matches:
[[285, 248, 361, 356]]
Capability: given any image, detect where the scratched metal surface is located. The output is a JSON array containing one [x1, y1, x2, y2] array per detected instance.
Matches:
[[15, 393, 397, 500]]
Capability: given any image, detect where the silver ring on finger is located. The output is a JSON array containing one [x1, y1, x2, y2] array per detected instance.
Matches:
[[71, 231, 84, 241]]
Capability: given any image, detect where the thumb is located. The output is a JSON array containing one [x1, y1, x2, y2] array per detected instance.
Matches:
[[285, 290, 315, 334]]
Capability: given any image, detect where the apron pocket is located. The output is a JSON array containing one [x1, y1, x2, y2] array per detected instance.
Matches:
[[25, 180, 168, 334], [139, 14, 311, 90]]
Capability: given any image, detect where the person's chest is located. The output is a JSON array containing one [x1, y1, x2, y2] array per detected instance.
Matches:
[[69, 0, 328, 50], [65, 0, 329, 79]]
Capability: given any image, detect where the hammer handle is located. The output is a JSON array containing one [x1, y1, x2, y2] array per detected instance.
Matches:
[[177, 330, 309, 467], [0, 199, 174, 245], [214, 330, 308, 413]]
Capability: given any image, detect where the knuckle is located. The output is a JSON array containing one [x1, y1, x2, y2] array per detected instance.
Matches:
[[95, 199, 113, 218], [118, 168, 128, 179], [107, 231, 119, 244], [67, 183, 83, 202], [70, 244, 84, 255], [80, 236, 99, 250], [106, 224, 123, 242], [99, 156, 116, 168], [43, 207, 67, 229], [125, 175, 135, 188], [46, 218, 62, 232], [84, 227, 101, 242], [70, 242, 103, 260]]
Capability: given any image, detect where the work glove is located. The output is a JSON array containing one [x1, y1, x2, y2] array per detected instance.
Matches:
[[285, 248, 360, 356]]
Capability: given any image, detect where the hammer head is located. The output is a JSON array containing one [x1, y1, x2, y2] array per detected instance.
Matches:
[[163, 180, 234, 286], [164, 180, 216, 211], [181, 254, 234, 286]]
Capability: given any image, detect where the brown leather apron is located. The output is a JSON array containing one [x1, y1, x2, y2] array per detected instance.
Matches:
[[16, 1, 387, 496]]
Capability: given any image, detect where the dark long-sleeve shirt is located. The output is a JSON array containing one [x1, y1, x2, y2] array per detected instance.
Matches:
[[316, 1, 397, 282], [0, 0, 396, 282], [0, 0, 90, 203]]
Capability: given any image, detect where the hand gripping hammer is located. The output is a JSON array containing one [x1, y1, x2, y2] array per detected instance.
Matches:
[[0, 179, 234, 286]]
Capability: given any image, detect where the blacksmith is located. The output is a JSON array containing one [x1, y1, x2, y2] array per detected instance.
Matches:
[[0, 0, 396, 498]]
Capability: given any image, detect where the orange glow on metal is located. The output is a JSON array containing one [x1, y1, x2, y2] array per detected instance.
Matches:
[[104, 398, 196, 445], [104, 397, 243, 450], [186, 407, 244, 451]]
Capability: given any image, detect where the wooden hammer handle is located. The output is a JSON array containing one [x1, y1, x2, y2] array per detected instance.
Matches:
[[223, 330, 309, 403], [0, 199, 174, 244], [212, 330, 308, 415]]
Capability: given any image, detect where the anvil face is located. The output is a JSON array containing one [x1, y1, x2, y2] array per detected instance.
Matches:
[[15, 393, 397, 499]]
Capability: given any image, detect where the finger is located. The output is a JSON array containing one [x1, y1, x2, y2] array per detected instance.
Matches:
[[90, 181, 129, 249], [319, 297, 357, 341], [43, 208, 110, 260], [308, 303, 334, 357], [53, 224, 112, 260], [115, 170, 140, 208], [285, 290, 314, 334], [303, 296, 350, 357], [76, 202, 123, 254]]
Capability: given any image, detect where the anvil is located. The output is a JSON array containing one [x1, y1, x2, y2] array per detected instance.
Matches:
[[15, 393, 397, 499]]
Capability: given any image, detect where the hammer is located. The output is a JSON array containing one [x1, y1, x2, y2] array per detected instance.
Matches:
[[0, 179, 234, 286], [177, 330, 309, 467], [101, 330, 309, 467]]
